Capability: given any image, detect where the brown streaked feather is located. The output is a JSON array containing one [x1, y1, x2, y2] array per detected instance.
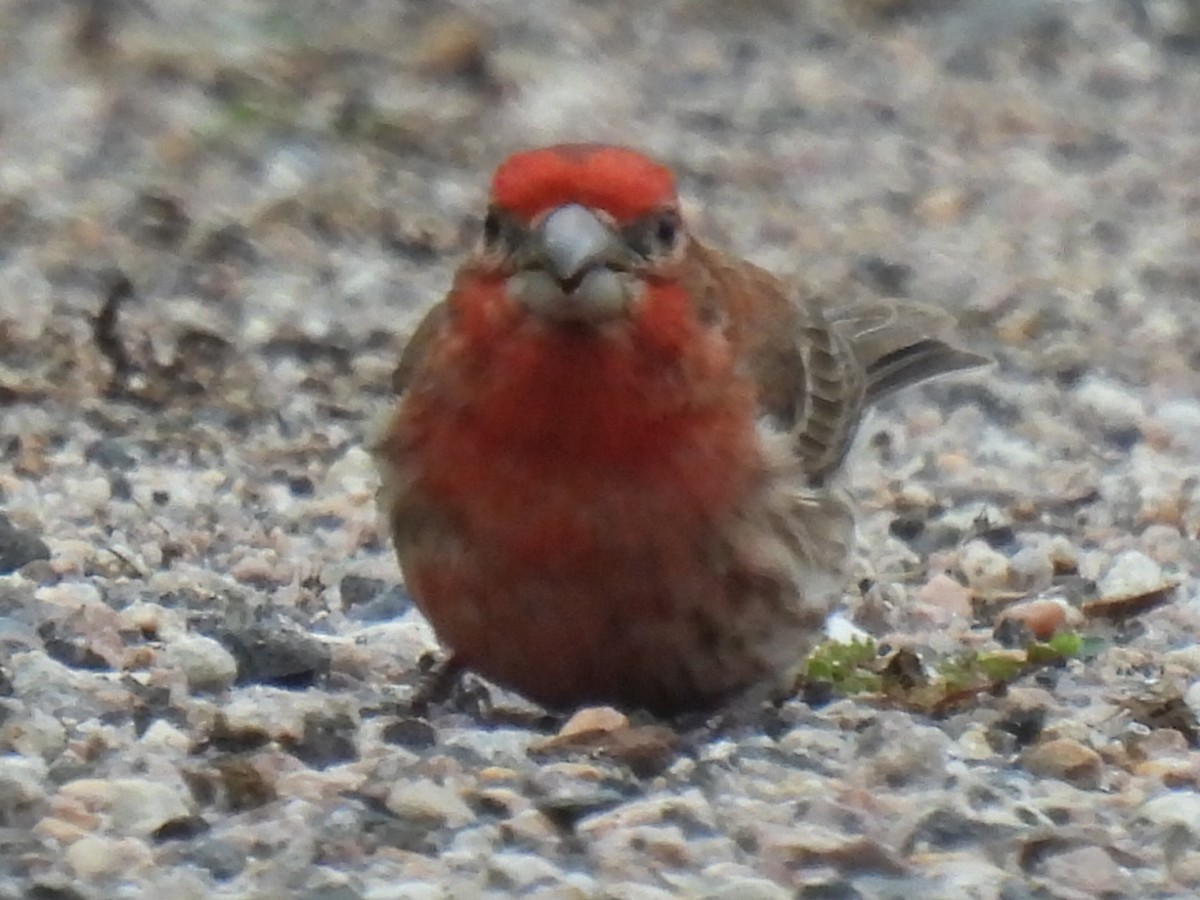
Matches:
[[684, 238, 987, 480], [680, 240, 806, 428], [825, 300, 991, 405]]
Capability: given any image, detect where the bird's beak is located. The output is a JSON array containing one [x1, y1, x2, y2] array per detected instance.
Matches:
[[507, 204, 636, 324]]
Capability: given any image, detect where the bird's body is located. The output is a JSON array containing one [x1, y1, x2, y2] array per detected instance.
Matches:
[[373, 144, 984, 714]]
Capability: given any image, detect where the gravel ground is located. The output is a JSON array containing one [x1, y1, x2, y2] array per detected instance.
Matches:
[[3, 1, 1200, 897]]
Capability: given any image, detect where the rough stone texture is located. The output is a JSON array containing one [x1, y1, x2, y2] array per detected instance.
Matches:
[[1, 1, 1199, 896]]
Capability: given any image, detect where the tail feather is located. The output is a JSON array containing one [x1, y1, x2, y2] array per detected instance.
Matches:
[[863, 338, 990, 405], [828, 300, 989, 404]]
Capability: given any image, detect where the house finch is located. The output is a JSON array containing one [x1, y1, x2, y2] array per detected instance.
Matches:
[[372, 144, 985, 715]]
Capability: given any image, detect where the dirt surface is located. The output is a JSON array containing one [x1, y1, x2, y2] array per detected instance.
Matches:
[[2, 1, 1200, 897]]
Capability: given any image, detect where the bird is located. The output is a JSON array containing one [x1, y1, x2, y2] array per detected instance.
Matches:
[[371, 143, 987, 715]]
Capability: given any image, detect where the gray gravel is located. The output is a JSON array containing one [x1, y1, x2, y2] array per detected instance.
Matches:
[[2, 1, 1200, 897]]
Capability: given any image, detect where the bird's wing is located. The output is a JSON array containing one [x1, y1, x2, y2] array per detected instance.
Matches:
[[684, 240, 987, 482], [825, 300, 991, 406]]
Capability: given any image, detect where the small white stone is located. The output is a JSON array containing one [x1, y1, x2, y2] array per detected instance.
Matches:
[[363, 883, 449, 900], [824, 613, 872, 644], [1097, 550, 1166, 598], [1140, 524, 1186, 565], [34, 581, 104, 609], [66, 834, 153, 879], [118, 601, 185, 642], [161, 634, 239, 693], [1009, 545, 1054, 591], [58, 778, 190, 836], [1153, 398, 1200, 450], [72, 476, 113, 510], [138, 719, 192, 754], [958, 539, 1010, 592], [1184, 680, 1200, 717], [488, 851, 563, 890], [1073, 375, 1145, 430], [1138, 792, 1200, 837], [324, 446, 377, 500], [385, 779, 474, 828], [956, 728, 994, 761], [597, 885, 675, 900], [701, 867, 791, 900], [4, 708, 67, 759], [0, 754, 48, 811]]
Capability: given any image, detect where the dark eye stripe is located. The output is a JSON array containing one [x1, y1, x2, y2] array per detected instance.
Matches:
[[655, 215, 678, 246], [480, 208, 526, 254], [482, 210, 502, 245]]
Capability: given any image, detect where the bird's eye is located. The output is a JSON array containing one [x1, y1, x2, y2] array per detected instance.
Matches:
[[482, 210, 502, 246], [655, 214, 678, 248], [627, 210, 682, 259]]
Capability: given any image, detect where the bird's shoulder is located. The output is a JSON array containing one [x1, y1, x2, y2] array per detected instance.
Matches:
[[681, 238, 818, 431], [390, 299, 453, 395]]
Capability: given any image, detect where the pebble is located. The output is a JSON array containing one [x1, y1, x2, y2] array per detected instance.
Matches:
[[84, 438, 138, 471], [33, 580, 105, 611], [697, 868, 790, 900], [138, 720, 193, 755], [996, 598, 1068, 641], [186, 837, 247, 880], [1042, 845, 1129, 897], [1132, 756, 1199, 787], [914, 572, 973, 621], [70, 476, 113, 510], [0, 3, 1196, 898], [924, 859, 1019, 896], [1073, 375, 1145, 431], [46, 539, 101, 576], [1138, 524, 1186, 566], [956, 728, 994, 761], [363, 883, 449, 900], [759, 823, 904, 874], [1185, 680, 1200, 718], [0, 754, 49, 823], [1008, 544, 1055, 591], [65, 834, 154, 879], [957, 540, 1011, 593], [0, 512, 51, 574], [385, 778, 474, 828], [218, 622, 331, 688], [487, 851, 565, 891], [323, 447, 377, 501], [856, 715, 952, 788], [230, 550, 295, 587], [1038, 536, 1078, 576], [162, 634, 239, 693], [118, 600, 184, 641], [1170, 852, 1200, 888], [2, 706, 68, 759], [381, 717, 438, 750], [57, 778, 190, 836], [1021, 738, 1104, 790], [1150, 398, 1200, 451], [1097, 550, 1169, 598], [592, 884, 675, 900], [558, 706, 629, 738], [1136, 791, 1200, 838]]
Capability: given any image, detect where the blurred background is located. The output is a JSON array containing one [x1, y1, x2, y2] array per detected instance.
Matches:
[[2, 0, 1199, 401], [3, 3, 1200, 897]]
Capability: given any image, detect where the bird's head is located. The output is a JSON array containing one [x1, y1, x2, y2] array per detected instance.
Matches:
[[465, 144, 688, 325]]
